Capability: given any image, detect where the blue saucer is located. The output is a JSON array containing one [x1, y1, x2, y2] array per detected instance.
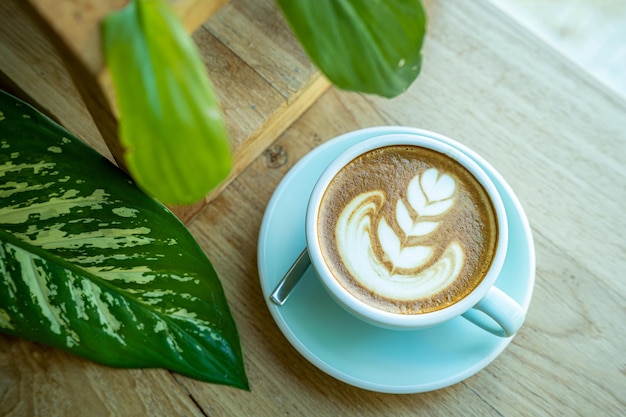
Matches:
[[257, 127, 535, 393]]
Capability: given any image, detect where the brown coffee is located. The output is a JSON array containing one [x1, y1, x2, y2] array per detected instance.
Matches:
[[317, 145, 498, 314]]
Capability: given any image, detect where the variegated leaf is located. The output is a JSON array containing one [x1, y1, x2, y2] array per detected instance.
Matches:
[[0, 90, 247, 389]]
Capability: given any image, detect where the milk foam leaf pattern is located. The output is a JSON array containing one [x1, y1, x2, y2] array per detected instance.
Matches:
[[0, 90, 248, 390], [378, 218, 432, 269], [396, 200, 439, 237], [276, 0, 427, 98], [407, 168, 455, 217], [102, 0, 231, 205], [337, 184, 463, 302], [378, 168, 456, 271]]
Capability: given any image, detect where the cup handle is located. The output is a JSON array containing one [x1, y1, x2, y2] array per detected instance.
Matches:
[[461, 286, 526, 337]]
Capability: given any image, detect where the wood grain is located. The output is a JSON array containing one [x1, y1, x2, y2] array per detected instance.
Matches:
[[1, 0, 625, 415], [0, 335, 205, 416], [0, 1, 112, 161], [20, 0, 229, 75], [0, 0, 330, 223]]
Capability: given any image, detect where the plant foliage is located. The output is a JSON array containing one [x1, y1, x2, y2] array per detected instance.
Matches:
[[0, 90, 248, 389], [277, 0, 427, 98], [102, 0, 232, 205], [101, 0, 426, 205]]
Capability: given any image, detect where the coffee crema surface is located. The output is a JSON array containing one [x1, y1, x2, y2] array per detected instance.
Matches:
[[317, 145, 498, 314]]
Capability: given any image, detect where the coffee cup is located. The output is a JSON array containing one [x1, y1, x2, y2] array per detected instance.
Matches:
[[305, 133, 525, 337]]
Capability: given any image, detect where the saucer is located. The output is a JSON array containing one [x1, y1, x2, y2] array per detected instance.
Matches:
[[257, 127, 535, 394]]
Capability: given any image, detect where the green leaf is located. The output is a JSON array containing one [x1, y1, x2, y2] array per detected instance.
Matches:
[[102, 0, 231, 205], [0, 90, 248, 390], [277, 0, 427, 98]]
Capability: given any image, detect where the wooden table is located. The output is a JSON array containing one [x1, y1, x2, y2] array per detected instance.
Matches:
[[1, 0, 625, 415]]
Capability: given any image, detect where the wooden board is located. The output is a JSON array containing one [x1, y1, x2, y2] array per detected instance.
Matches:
[[0, 0, 331, 223], [0, 1, 113, 160]]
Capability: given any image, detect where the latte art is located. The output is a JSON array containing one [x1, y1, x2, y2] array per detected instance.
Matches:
[[318, 145, 498, 314], [335, 169, 464, 301]]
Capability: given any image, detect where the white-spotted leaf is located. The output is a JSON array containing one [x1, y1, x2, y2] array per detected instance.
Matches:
[[0, 90, 247, 389]]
